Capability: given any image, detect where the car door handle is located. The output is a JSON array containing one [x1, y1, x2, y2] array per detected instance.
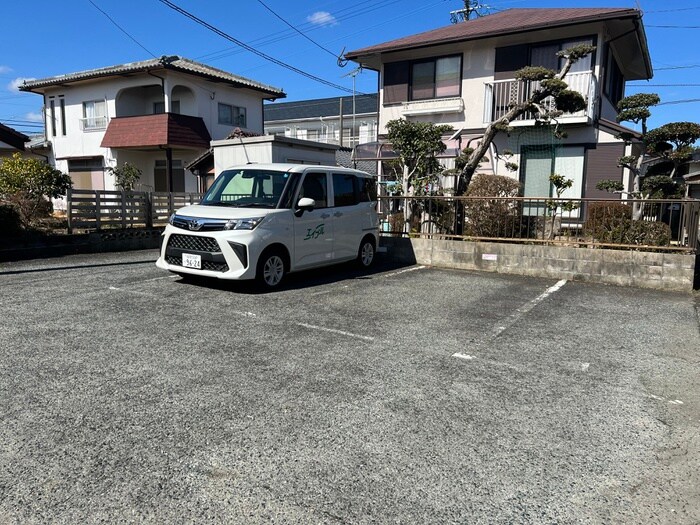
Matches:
[[320, 213, 331, 219], [333, 212, 343, 218]]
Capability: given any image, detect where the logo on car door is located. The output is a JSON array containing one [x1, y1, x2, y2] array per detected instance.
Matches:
[[304, 223, 325, 240]]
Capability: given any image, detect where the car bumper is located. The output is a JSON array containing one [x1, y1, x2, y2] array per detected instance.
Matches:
[[155, 226, 268, 280]]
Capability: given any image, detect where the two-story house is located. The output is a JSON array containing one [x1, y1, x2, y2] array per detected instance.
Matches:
[[19, 55, 285, 193], [264, 94, 378, 148], [344, 8, 652, 201]]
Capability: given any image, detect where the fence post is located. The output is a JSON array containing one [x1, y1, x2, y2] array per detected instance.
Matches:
[[67, 188, 73, 234], [121, 190, 127, 229], [146, 192, 153, 229], [168, 192, 174, 216], [95, 191, 101, 231]]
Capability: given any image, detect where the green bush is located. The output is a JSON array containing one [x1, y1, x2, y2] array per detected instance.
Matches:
[[464, 174, 522, 238], [622, 220, 672, 247], [583, 202, 632, 243], [583, 202, 671, 247]]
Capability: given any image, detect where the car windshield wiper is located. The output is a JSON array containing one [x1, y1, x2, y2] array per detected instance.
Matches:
[[201, 201, 242, 207], [244, 202, 275, 208]]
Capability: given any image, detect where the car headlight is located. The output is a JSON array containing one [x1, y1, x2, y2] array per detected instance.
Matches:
[[168, 213, 176, 225], [224, 217, 264, 230]]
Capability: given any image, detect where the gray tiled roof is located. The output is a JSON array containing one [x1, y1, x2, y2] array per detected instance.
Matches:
[[264, 94, 378, 122], [19, 55, 285, 98], [346, 8, 641, 58]]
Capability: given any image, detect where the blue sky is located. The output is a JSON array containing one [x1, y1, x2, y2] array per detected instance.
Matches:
[[1, 0, 698, 136]]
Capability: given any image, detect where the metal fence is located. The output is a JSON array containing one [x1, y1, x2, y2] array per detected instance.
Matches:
[[67, 189, 202, 233], [378, 196, 700, 253]]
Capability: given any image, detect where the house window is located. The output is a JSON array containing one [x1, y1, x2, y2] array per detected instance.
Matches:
[[82, 100, 107, 130], [383, 55, 461, 104], [410, 55, 461, 101], [153, 100, 181, 114], [520, 145, 585, 216], [495, 37, 595, 78], [218, 103, 246, 127], [59, 97, 66, 136], [49, 99, 56, 137], [604, 48, 624, 107]]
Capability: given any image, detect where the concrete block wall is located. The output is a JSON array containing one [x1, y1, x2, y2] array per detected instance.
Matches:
[[380, 236, 697, 292]]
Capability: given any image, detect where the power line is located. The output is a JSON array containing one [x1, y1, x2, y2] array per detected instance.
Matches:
[[647, 25, 700, 28], [254, 0, 344, 64], [655, 64, 700, 70], [627, 83, 700, 87], [155, 0, 360, 95], [644, 6, 700, 13], [657, 98, 700, 106], [196, 0, 403, 63], [87, 0, 157, 58]]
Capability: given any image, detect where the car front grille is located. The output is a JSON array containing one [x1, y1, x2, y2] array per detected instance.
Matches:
[[167, 234, 220, 253], [165, 255, 229, 272], [165, 234, 229, 272]]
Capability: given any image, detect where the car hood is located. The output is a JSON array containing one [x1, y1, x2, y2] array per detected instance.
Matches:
[[175, 204, 278, 219]]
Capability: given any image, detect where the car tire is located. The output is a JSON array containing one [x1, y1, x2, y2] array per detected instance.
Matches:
[[257, 249, 286, 289], [357, 236, 376, 269]]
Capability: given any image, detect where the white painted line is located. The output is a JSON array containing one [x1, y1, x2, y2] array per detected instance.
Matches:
[[670, 399, 684, 405], [296, 322, 374, 341], [489, 279, 567, 339], [382, 265, 426, 278], [453, 353, 476, 360], [140, 275, 178, 283], [107, 286, 155, 297]]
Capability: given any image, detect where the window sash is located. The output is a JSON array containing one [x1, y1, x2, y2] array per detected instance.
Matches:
[[410, 56, 461, 101]]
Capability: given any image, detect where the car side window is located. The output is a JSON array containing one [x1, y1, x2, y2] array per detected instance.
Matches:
[[356, 176, 378, 203], [332, 173, 357, 207], [298, 172, 328, 208]]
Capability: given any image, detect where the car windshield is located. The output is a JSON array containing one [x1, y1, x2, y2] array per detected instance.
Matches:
[[201, 169, 292, 208]]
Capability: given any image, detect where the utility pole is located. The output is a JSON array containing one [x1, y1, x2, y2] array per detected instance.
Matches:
[[450, 0, 489, 23]]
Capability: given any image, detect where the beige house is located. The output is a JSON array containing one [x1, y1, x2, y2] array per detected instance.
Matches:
[[345, 7, 652, 200]]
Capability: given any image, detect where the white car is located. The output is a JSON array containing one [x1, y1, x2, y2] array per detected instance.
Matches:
[[156, 164, 379, 288]]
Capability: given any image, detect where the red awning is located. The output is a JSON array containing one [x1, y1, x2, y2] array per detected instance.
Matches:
[[101, 113, 211, 150]]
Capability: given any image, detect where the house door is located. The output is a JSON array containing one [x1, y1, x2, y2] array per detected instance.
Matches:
[[154, 159, 185, 192]]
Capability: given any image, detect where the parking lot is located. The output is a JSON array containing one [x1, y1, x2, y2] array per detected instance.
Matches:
[[1, 249, 699, 524]]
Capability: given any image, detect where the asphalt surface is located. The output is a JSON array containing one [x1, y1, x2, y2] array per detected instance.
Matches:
[[1, 250, 699, 524]]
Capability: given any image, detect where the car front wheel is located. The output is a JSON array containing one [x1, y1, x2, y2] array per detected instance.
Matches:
[[257, 250, 286, 289]]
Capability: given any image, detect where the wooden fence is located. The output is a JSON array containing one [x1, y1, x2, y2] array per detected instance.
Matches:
[[67, 189, 202, 233]]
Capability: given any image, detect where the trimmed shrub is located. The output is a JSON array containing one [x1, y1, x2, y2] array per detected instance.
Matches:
[[464, 174, 522, 238], [622, 220, 672, 247], [583, 202, 632, 243]]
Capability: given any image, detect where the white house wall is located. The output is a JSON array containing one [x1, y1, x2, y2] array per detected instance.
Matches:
[[377, 22, 608, 133]]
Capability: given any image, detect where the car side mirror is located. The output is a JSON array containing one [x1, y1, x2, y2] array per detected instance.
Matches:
[[295, 197, 316, 217]]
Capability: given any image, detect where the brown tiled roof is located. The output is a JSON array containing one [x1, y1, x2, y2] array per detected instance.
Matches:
[[19, 55, 285, 99], [346, 8, 641, 58], [101, 113, 211, 150]]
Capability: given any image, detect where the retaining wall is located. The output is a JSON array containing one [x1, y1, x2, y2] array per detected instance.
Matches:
[[380, 236, 698, 292]]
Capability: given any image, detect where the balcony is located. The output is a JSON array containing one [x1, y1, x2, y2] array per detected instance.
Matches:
[[100, 113, 211, 150], [401, 97, 464, 116], [483, 71, 596, 126], [79, 116, 108, 131]]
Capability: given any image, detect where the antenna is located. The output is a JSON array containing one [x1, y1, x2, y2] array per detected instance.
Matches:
[[450, 0, 490, 23]]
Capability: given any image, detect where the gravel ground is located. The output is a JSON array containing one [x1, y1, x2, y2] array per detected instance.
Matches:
[[1, 250, 699, 524]]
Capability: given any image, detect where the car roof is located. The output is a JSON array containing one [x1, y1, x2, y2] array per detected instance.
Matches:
[[219, 163, 373, 176]]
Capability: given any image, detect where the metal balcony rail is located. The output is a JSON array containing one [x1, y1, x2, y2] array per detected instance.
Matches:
[[79, 116, 108, 131], [378, 195, 700, 253], [483, 71, 594, 123]]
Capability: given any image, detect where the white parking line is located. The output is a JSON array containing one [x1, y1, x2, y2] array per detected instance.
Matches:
[[296, 322, 375, 341], [382, 265, 426, 278], [108, 286, 156, 297], [453, 279, 567, 360]]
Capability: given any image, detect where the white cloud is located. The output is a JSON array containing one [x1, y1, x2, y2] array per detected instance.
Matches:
[[306, 11, 337, 26], [0, 65, 12, 74], [24, 111, 43, 123], [7, 77, 35, 92]]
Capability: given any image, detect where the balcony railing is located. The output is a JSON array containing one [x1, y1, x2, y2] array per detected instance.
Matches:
[[79, 116, 108, 131], [483, 71, 595, 124]]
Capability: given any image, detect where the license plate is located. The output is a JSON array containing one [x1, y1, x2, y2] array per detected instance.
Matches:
[[182, 253, 202, 269]]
